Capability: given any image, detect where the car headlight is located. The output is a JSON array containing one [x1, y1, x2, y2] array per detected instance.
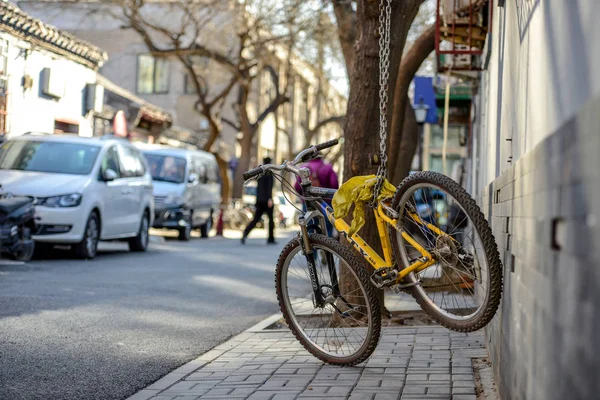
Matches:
[[41, 194, 82, 208]]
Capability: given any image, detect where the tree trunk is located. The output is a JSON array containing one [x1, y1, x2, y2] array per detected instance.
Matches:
[[388, 26, 435, 182], [340, 0, 423, 315], [391, 102, 419, 184], [332, 0, 357, 76], [232, 126, 254, 199], [214, 153, 231, 205]]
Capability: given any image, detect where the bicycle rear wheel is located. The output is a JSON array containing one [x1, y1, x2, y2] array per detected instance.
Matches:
[[390, 171, 502, 332], [276, 234, 381, 365]]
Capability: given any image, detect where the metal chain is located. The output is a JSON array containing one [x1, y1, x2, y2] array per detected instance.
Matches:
[[372, 0, 392, 206]]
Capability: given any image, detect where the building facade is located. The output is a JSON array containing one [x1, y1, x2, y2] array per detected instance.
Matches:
[[470, 1, 600, 399], [18, 1, 347, 178], [0, 0, 107, 138]]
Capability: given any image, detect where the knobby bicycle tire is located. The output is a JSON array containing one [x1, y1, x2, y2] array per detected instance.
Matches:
[[389, 171, 503, 332], [275, 234, 381, 365]]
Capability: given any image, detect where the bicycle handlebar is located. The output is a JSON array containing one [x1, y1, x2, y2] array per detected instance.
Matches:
[[242, 167, 263, 181], [315, 138, 338, 152], [243, 139, 339, 182]]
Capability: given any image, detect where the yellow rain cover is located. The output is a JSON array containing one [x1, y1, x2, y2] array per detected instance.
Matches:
[[332, 175, 396, 236]]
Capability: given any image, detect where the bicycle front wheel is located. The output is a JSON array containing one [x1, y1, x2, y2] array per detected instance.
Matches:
[[276, 234, 381, 365], [390, 171, 503, 332]]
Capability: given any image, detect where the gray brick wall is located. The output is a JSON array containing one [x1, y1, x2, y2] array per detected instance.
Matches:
[[477, 95, 600, 400]]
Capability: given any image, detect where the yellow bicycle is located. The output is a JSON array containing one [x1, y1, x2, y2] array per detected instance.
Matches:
[[243, 139, 502, 366]]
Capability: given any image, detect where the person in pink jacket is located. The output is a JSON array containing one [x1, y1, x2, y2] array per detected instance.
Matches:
[[294, 154, 339, 236]]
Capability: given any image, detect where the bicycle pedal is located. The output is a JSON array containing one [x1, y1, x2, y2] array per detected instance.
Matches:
[[370, 268, 398, 289], [392, 281, 422, 292]]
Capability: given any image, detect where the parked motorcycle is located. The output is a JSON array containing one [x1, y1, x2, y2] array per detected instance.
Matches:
[[0, 193, 35, 261]]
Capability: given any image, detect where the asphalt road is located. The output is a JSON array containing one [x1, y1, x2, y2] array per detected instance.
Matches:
[[0, 229, 290, 400]]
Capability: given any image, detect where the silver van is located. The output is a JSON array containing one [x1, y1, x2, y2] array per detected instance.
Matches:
[[136, 144, 221, 240]]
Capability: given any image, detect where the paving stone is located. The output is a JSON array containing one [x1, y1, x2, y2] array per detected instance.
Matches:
[[451, 367, 474, 375], [402, 385, 427, 395], [429, 374, 451, 381], [247, 391, 301, 400], [127, 328, 497, 400], [451, 374, 474, 381], [452, 387, 476, 395], [220, 374, 270, 385], [299, 386, 353, 396], [261, 376, 312, 389], [425, 386, 451, 394], [452, 395, 477, 400], [198, 387, 257, 398]]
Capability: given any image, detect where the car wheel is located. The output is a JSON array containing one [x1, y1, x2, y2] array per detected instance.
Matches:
[[129, 211, 150, 252], [73, 212, 100, 259]]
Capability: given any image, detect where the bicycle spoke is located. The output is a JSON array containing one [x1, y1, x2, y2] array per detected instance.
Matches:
[[281, 242, 373, 360]]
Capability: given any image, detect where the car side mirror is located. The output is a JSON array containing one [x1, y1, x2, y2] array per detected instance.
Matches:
[[103, 169, 118, 182], [188, 173, 199, 184]]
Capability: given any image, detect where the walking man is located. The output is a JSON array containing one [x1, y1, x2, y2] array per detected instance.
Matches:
[[242, 157, 276, 244]]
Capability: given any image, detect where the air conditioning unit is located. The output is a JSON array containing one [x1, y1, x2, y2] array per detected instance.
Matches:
[[41, 67, 65, 99], [86, 83, 104, 113]]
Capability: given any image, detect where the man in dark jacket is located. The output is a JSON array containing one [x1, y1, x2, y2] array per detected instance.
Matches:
[[241, 157, 276, 244]]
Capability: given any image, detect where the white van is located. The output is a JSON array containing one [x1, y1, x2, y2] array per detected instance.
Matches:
[[136, 144, 221, 240]]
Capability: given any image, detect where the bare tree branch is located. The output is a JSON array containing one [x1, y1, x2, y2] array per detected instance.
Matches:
[[222, 117, 241, 131]]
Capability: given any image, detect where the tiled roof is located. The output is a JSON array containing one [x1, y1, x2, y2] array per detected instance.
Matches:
[[0, 0, 107, 69], [97, 75, 173, 126]]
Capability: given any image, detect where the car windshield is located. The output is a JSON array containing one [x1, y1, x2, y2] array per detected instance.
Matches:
[[0, 140, 101, 175], [143, 153, 187, 183]]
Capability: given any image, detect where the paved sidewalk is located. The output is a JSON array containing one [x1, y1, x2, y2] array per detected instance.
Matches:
[[128, 324, 491, 400]]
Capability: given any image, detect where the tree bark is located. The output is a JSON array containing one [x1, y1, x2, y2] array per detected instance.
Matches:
[[388, 26, 435, 183], [332, 0, 358, 75], [393, 102, 419, 183], [340, 0, 423, 315], [233, 126, 255, 199], [213, 153, 231, 205], [342, 0, 422, 243]]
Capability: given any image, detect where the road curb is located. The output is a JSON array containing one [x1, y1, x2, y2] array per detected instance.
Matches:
[[244, 312, 283, 332], [125, 312, 287, 400]]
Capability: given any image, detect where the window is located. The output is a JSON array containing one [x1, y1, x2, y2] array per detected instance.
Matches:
[[101, 146, 121, 179], [192, 158, 206, 182], [143, 153, 187, 183], [54, 120, 79, 134], [430, 125, 467, 149], [0, 140, 101, 175], [430, 154, 462, 175], [119, 145, 145, 177], [137, 54, 170, 94]]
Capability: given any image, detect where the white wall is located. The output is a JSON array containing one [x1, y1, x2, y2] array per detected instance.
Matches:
[[476, 0, 600, 191], [1, 33, 97, 137]]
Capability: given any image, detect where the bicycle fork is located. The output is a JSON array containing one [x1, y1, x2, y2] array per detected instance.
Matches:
[[299, 215, 359, 317], [299, 215, 325, 307]]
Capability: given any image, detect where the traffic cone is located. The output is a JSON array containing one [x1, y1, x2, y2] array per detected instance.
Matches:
[[216, 208, 224, 236]]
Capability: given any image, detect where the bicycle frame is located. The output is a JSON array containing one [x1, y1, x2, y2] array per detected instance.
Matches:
[[301, 186, 439, 284]]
